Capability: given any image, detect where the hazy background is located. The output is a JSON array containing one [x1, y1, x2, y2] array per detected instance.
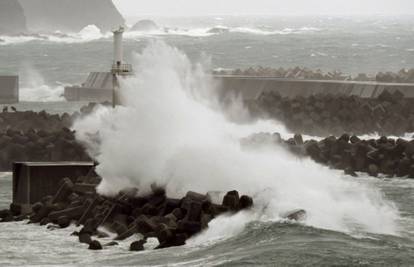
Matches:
[[114, 0, 414, 16]]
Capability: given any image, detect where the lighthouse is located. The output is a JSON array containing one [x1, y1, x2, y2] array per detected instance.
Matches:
[[111, 26, 132, 106], [111, 26, 132, 75], [63, 25, 133, 104]]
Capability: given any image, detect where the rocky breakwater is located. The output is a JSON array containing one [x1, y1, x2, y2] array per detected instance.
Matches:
[[0, 104, 99, 171], [215, 66, 355, 80], [0, 127, 91, 171], [253, 90, 414, 136], [0, 175, 254, 251], [215, 66, 414, 83], [243, 133, 414, 179]]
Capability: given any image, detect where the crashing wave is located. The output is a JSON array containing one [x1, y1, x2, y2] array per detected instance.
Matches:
[[0, 24, 323, 45], [0, 25, 108, 45]]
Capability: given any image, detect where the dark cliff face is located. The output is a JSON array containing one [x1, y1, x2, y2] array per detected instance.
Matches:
[[0, 0, 27, 34], [19, 0, 125, 33]]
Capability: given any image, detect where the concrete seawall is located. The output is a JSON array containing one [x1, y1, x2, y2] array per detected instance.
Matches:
[[64, 73, 414, 102], [215, 75, 414, 100]]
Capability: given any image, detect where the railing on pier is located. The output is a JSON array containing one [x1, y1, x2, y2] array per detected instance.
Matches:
[[111, 63, 133, 75]]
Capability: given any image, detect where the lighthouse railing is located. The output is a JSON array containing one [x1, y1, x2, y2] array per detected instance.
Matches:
[[111, 63, 132, 75]]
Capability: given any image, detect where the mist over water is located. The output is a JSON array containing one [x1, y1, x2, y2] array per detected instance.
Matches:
[[73, 41, 400, 237], [19, 65, 64, 102]]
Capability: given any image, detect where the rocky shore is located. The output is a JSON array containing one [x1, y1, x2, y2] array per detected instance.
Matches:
[[243, 133, 414, 178], [214, 66, 414, 83], [0, 175, 254, 250], [0, 99, 413, 179], [252, 90, 414, 136], [0, 103, 98, 171]]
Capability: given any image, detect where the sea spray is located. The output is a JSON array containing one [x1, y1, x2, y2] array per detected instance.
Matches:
[[19, 65, 65, 101], [73, 40, 399, 236]]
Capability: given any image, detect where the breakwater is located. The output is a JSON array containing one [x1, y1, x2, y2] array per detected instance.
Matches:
[[216, 75, 414, 101], [243, 133, 414, 178], [1, 174, 254, 251], [251, 90, 414, 136], [0, 103, 99, 171]]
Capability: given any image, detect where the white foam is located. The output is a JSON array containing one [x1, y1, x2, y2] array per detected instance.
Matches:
[[0, 25, 108, 45], [19, 66, 65, 102], [73, 41, 400, 237]]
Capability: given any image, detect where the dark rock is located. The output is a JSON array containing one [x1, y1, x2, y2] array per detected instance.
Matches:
[[284, 209, 307, 221], [156, 233, 187, 249], [52, 178, 74, 203], [222, 191, 240, 211], [71, 231, 80, 236], [368, 164, 379, 177], [239, 195, 253, 210], [32, 202, 43, 213], [9, 203, 22, 216], [293, 134, 304, 145], [88, 240, 103, 250], [135, 215, 157, 234], [177, 220, 202, 236], [0, 209, 11, 219], [39, 217, 51, 226], [130, 240, 146, 251], [171, 208, 185, 220], [155, 223, 174, 243], [57, 216, 71, 228], [183, 201, 202, 222], [14, 214, 27, 221], [48, 205, 85, 222], [79, 232, 92, 244], [1, 214, 14, 222], [344, 167, 358, 177]]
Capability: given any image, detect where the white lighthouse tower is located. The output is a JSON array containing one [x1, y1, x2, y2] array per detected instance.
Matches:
[[111, 26, 132, 75], [111, 26, 132, 106]]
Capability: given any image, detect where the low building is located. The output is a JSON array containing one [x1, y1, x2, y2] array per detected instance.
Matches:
[[0, 75, 19, 104]]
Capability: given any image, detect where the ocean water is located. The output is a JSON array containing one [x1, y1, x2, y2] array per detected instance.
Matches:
[[1, 15, 414, 101], [1, 15, 414, 266], [1, 172, 414, 266]]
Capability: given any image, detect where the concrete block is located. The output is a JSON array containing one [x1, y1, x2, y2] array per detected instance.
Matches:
[[12, 162, 95, 214]]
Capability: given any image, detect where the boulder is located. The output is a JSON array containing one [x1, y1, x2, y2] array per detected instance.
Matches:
[[368, 164, 379, 177], [130, 240, 146, 251], [284, 209, 307, 221], [79, 233, 92, 244], [88, 240, 103, 250], [222, 191, 240, 211]]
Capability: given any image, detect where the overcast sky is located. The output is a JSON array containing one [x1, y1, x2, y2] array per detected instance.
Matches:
[[113, 0, 414, 16]]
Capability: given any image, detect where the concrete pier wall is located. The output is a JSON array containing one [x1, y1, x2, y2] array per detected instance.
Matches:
[[64, 73, 414, 103], [215, 75, 414, 100], [64, 72, 113, 102], [0, 76, 18, 104]]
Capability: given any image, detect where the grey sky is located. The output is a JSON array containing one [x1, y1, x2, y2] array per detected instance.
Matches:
[[113, 0, 414, 16]]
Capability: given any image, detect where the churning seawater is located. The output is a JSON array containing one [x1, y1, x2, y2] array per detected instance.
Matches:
[[1, 15, 414, 266], [1, 172, 414, 266], [2, 15, 414, 101]]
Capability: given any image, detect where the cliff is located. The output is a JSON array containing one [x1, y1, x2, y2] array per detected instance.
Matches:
[[19, 0, 124, 33], [0, 0, 27, 34]]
